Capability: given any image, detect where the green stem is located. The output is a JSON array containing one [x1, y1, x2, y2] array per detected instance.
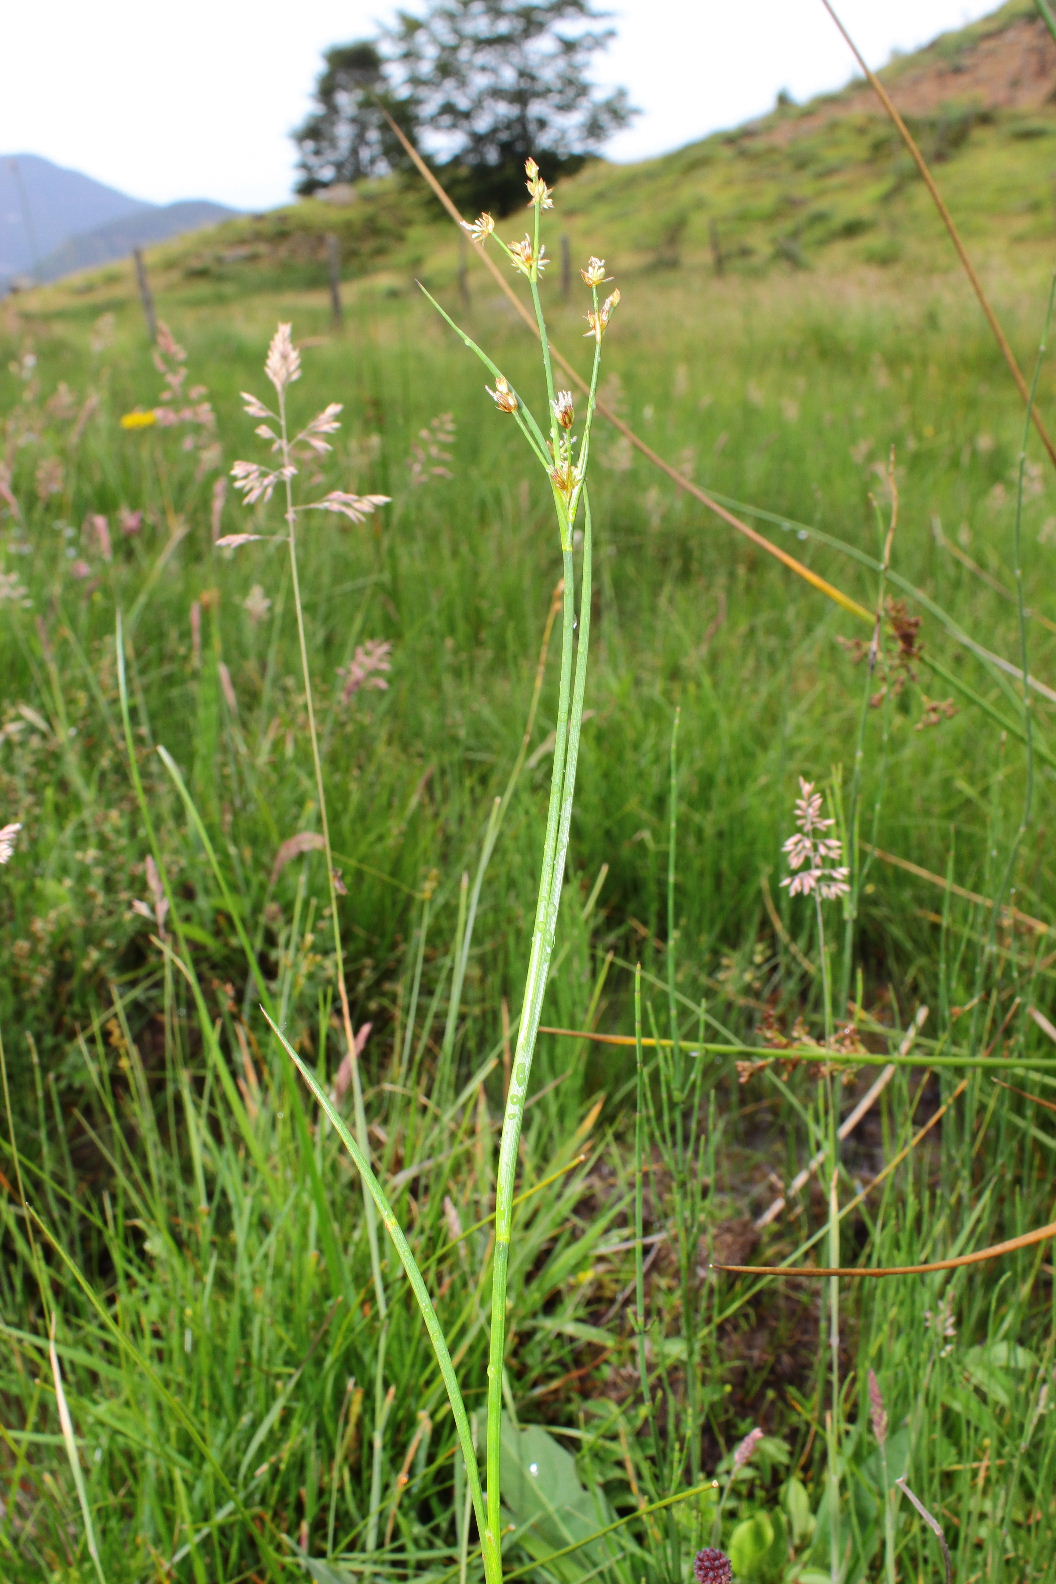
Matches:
[[633, 965, 649, 1404], [278, 382, 388, 1323], [816, 893, 833, 1045], [486, 495, 593, 1565], [485, 546, 574, 1558]]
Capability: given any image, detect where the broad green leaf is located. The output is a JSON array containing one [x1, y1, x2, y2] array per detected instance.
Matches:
[[501, 1419, 632, 1583], [730, 1510, 776, 1578], [781, 1477, 815, 1548]]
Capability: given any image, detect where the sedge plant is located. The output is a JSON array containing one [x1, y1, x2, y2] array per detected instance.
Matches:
[[251, 158, 620, 1584]]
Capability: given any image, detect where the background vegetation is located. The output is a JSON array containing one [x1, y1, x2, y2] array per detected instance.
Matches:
[[2, 3, 1055, 1581]]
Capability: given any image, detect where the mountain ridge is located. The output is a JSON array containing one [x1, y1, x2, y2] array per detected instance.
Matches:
[[0, 153, 239, 292]]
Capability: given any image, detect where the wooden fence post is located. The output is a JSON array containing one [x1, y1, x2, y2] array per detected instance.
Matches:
[[709, 220, 725, 278], [326, 234, 343, 328], [133, 248, 158, 343]]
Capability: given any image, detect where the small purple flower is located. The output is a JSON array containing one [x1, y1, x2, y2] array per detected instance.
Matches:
[[694, 1548, 734, 1584]]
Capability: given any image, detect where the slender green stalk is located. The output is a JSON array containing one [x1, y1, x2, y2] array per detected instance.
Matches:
[[1037, 0, 1056, 43], [454, 193, 612, 1571], [273, 375, 389, 1325], [980, 273, 1054, 961], [826, 1170, 842, 1584], [231, 177, 619, 1584], [633, 965, 649, 1405], [665, 709, 681, 1039], [486, 512, 589, 1557], [877, 1409, 896, 1584], [48, 1319, 108, 1584], [816, 893, 834, 1045]]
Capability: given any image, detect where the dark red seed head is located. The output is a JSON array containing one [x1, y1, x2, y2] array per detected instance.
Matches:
[[693, 1549, 733, 1584]]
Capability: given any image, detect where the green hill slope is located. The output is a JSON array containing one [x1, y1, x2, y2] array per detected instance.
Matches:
[[16, 0, 1056, 315]]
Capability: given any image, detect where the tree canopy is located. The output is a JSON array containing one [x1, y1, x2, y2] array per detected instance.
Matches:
[[292, 42, 416, 197], [292, 0, 636, 210]]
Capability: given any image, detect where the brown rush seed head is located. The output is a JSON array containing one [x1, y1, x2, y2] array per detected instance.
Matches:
[[584, 287, 621, 342], [694, 1549, 734, 1584], [508, 234, 549, 276], [580, 256, 612, 287], [524, 156, 554, 208], [552, 390, 575, 429], [485, 375, 519, 413], [461, 212, 495, 245], [549, 458, 582, 500]]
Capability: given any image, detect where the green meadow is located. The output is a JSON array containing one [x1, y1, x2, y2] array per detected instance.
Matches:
[[3, 6, 1056, 1580]]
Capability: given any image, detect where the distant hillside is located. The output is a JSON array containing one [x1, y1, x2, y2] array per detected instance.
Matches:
[[32, 199, 238, 284], [760, 0, 1056, 147], [0, 154, 151, 283], [0, 154, 239, 291], [12, 1, 1056, 310]]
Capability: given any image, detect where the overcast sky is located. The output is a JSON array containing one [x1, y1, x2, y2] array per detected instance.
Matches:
[[3, 0, 1000, 212]]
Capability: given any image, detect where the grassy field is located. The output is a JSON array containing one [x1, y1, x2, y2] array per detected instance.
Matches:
[[3, 8, 1056, 1582]]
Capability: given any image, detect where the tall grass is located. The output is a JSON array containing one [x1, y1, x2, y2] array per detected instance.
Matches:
[[1, 71, 1056, 1584]]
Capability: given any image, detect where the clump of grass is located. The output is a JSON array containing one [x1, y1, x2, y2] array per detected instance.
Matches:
[[4, 54, 1056, 1582], [253, 156, 629, 1584]]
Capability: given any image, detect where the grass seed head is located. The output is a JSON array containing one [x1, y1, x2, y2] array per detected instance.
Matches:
[[0, 823, 22, 864], [780, 777, 850, 900], [585, 287, 621, 342], [265, 322, 301, 395]]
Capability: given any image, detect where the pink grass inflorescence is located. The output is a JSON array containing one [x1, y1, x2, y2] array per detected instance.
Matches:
[[780, 777, 850, 900]]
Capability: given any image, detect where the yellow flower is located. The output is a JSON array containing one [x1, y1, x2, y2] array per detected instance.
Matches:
[[120, 409, 158, 430]]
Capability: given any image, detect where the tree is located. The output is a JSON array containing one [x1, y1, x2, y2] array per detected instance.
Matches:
[[385, 0, 637, 211], [292, 42, 416, 197]]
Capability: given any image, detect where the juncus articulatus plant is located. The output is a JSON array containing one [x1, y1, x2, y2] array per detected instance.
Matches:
[[269, 157, 619, 1584]]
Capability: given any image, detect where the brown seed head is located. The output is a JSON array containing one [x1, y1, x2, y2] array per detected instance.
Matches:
[[462, 212, 495, 245], [486, 375, 519, 413], [553, 390, 575, 429], [580, 256, 612, 287]]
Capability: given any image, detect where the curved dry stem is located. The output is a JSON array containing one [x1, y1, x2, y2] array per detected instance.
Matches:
[[819, 0, 1056, 471]]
